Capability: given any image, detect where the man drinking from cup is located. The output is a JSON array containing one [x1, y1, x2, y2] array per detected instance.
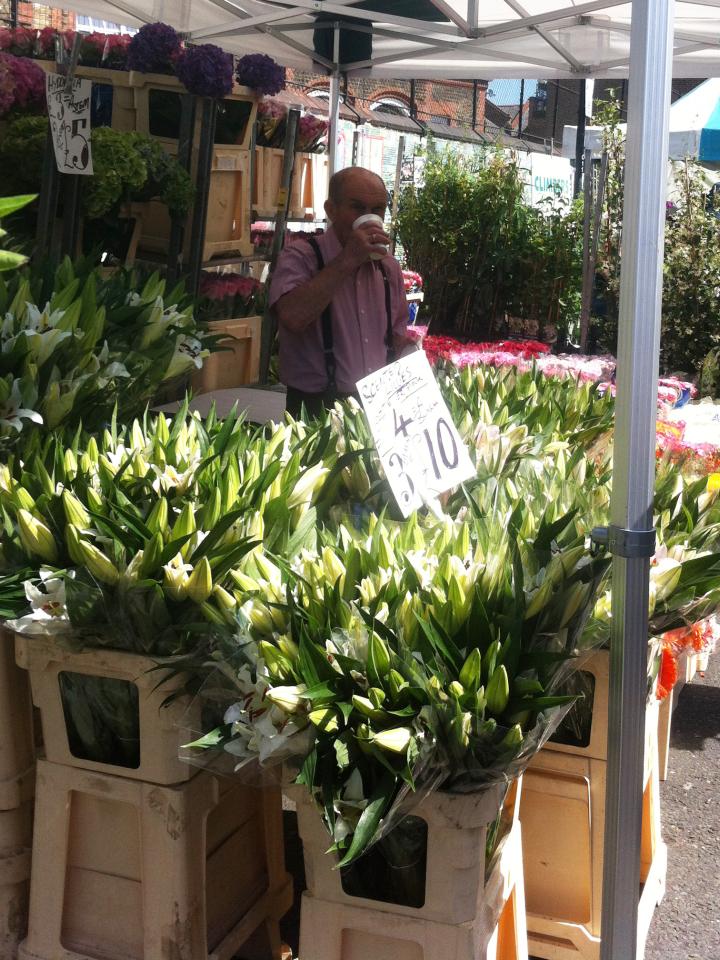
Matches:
[[270, 166, 411, 419]]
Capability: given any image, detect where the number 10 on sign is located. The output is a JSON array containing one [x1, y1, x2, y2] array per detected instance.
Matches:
[[357, 351, 475, 517]]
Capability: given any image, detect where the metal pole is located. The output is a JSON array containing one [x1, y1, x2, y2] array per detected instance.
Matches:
[[580, 151, 609, 350], [187, 97, 217, 298], [579, 149, 594, 350], [328, 25, 341, 175], [574, 79, 587, 196], [600, 1, 674, 959], [518, 79, 525, 136], [390, 135, 405, 255], [167, 93, 196, 285], [259, 108, 300, 385], [351, 129, 360, 166]]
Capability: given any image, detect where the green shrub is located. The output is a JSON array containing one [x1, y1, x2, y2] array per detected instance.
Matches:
[[395, 148, 582, 342]]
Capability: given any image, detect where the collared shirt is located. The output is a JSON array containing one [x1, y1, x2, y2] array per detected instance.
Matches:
[[269, 225, 408, 394]]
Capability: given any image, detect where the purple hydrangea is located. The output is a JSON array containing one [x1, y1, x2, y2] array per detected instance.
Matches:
[[127, 21, 182, 74], [235, 53, 285, 96], [176, 43, 233, 99]]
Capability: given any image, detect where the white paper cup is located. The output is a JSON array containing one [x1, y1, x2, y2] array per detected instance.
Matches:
[[353, 213, 388, 259]]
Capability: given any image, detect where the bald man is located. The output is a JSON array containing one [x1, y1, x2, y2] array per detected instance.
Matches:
[[269, 167, 410, 419]]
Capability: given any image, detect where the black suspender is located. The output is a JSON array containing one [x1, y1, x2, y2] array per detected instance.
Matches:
[[306, 236, 395, 393]]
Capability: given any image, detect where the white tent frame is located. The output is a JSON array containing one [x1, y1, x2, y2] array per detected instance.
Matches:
[[50, 2, 683, 957]]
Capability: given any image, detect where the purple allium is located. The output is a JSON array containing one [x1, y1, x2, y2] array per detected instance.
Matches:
[[176, 43, 233, 99], [235, 53, 285, 96], [127, 21, 182, 74]]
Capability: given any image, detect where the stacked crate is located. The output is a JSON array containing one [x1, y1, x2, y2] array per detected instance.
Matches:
[[15, 634, 292, 960]]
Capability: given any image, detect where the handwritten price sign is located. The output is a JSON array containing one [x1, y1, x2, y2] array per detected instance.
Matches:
[[46, 74, 94, 175], [357, 350, 475, 516]]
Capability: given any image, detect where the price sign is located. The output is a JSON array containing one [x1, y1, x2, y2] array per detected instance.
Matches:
[[357, 351, 475, 516], [46, 74, 94, 175]]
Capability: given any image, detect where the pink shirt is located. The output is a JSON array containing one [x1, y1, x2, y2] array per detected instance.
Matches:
[[269, 225, 408, 394]]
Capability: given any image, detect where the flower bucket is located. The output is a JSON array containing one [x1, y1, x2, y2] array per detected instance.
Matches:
[[15, 633, 199, 786], [289, 781, 528, 960]]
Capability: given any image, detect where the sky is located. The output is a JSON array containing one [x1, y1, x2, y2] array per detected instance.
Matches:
[[487, 79, 539, 106]]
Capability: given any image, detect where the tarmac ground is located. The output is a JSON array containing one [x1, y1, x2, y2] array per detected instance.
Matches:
[[645, 652, 720, 960]]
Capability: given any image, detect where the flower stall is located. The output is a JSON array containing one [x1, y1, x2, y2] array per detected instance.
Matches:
[[0, 8, 720, 959]]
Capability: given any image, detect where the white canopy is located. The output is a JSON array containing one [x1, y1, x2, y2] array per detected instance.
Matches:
[[60, 0, 720, 79]]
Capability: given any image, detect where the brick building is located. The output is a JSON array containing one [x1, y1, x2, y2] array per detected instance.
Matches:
[[1, 1, 75, 29], [290, 71, 490, 134]]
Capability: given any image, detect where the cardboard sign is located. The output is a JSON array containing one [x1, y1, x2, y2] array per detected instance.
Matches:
[[357, 350, 475, 516], [46, 74, 94, 175]]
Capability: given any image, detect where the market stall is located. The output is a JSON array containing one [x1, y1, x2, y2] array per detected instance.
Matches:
[[2, 3, 720, 960]]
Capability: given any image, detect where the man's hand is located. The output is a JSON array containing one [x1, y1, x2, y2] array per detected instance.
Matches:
[[337, 222, 390, 271]]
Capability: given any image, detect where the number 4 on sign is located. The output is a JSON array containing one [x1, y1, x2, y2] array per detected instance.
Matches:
[[393, 408, 414, 438]]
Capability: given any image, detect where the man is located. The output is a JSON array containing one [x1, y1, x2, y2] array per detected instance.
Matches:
[[270, 166, 410, 418]]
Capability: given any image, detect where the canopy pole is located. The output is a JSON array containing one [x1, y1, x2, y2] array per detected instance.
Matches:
[[600, 1, 673, 959], [328, 25, 341, 175]]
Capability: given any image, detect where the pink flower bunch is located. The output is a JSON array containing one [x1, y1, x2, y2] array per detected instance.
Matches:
[[198, 272, 264, 320], [0, 52, 45, 117], [0, 27, 35, 57], [256, 99, 287, 148], [296, 113, 328, 153], [402, 270, 423, 292], [82, 31, 132, 68], [257, 99, 287, 119]]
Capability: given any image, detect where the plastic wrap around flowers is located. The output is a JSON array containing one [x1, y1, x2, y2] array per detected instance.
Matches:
[[198, 272, 264, 321], [181, 500, 610, 866]]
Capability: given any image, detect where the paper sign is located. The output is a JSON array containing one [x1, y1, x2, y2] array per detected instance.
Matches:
[[46, 74, 93, 175], [357, 351, 475, 516]]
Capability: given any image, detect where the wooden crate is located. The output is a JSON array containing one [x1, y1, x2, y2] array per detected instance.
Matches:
[[296, 821, 527, 960], [132, 73, 258, 263], [35, 62, 136, 131], [191, 315, 262, 394], [291, 781, 517, 925], [18, 760, 292, 960], [15, 634, 200, 786], [521, 697, 666, 960], [253, 148, 329, 221]]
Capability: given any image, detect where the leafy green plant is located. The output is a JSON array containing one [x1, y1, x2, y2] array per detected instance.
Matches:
[[85, 129, 194, 220], [0, 193, 36, 271], [593, 95, 720, 385], [396, 149, 583, 343], [0, 114, 46, 197]]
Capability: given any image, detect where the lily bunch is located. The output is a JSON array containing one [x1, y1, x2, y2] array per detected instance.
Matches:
[[0, 260, 209, 446], [195, 497, 608, 864], [2, 406, 328, 653]]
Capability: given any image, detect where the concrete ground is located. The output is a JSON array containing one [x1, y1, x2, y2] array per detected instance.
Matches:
[[645, 652, 720, 960]]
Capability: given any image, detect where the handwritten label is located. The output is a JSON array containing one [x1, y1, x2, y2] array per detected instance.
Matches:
[[357, 351, 475, 516], [46, 74, 93, 175]]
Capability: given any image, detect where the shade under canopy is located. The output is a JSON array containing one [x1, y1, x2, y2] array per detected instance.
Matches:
[[57, 0, 720, 80]]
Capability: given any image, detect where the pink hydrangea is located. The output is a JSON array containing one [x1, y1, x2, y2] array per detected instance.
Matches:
[[0, 52, 45, 117]]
